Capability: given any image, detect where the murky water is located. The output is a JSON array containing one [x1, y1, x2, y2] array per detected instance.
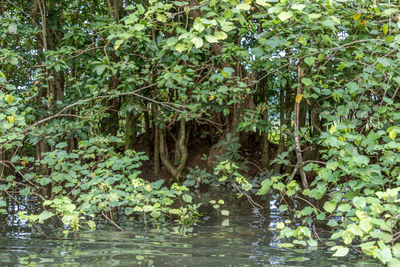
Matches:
[[0, 196, 381, 266]]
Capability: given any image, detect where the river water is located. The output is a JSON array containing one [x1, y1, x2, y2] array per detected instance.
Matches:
[[0, 196, 381, 266]]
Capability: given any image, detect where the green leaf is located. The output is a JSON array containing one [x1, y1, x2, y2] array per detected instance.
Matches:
[[383, 8, 397, 16], [393, 243, 400, 258], [388, 259, 400, 267], [156, 14, 167, 23], [193, 22, 205, 32], [302, 78, 312, 86], [292, 4, 306, 11], [353, 196, 366, 209], [304, 57, 316, 66], [360, 218, 372, 233], [278, 11, 293, 22], [308, 13, 322, 19], [323, 201, 336, 213], [134, 24, 145, 31], [377, 57, 391, 67], [326, 161, 338, 171], [205, 35, 219, 43], [9, 57, 18, 66], [94, 65, 106, 75], [87, 220, 96, 229], [220, 210, 230, 216], [191, 37, 204, 49], [255, 0, 271, 7], [236, 3, 251, 10], [182, 194, 192, 203], [383, 24, 389, 34], [175, 43, 186, 53], [376, 248, 393, 264], [4, 94, 14, 103], [332, 246, 349, 257], [348, 223, 363, 236], [214, 31, 228, 40], [279, 205, 288, 212], [38, 210, 54, 223], [300, 206, 314, 216]]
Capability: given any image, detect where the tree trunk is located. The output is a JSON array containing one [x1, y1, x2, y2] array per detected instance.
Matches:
[[294, 63, 308, 188], [124, 97, 139, 150], [159, 119, 188, 178]]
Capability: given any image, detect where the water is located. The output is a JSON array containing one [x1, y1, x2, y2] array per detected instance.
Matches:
[[0, 197, 381, 266]]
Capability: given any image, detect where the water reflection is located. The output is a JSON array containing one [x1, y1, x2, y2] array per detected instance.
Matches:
[[0, 195, 381, 266]]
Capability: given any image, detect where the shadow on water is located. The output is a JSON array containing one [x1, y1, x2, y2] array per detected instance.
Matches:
[[0, 195, 381, 266]]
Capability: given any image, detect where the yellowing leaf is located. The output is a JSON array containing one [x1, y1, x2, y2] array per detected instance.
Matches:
[[353, 13, 361, 21], [5, 94, 14, 103], [244, 0, 252, 4], [114, 44, 120, 51], [382, 24, 389, 34], [209, 95, 215, 101], [276, 222, 285, 230], [7, 116, 14, 124], [295, 94, 303, 103]]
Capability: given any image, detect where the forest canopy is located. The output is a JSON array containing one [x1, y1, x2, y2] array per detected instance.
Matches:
[[1, 0, 400, 264]]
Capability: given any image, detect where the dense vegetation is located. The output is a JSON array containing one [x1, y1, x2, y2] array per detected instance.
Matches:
[[1, 0, 400, 264]]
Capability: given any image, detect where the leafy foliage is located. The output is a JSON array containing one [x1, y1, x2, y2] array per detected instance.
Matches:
[[1, 0, 400, 263]]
